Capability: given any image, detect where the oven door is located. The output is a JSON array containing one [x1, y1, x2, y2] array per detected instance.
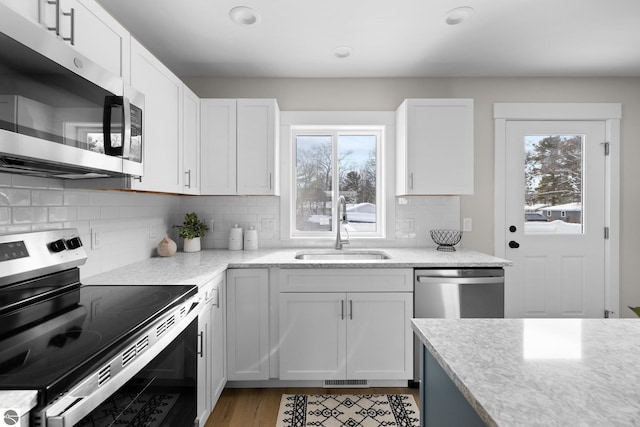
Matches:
[[40, 303, 198, 427]]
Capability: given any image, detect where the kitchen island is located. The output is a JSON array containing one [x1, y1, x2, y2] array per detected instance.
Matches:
[[411, 318, 640, 427]]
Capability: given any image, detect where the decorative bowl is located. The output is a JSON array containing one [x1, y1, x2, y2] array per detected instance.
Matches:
[[430, 229, 463, 251]]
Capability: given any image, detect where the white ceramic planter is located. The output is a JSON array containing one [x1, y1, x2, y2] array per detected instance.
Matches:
[[183, 237, 201, 253]]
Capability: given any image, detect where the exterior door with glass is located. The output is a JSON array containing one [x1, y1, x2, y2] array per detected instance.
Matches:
[[504, 120, 606, 318]]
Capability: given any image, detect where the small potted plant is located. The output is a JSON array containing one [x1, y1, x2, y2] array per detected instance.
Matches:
[[174, 212, 209, 252]]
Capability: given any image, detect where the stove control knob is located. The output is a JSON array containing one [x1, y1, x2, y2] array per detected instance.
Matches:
[[66, 237, 83, 249], [49, 239, 67, 253]]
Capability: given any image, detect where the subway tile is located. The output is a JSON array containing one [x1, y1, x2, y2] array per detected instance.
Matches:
[[11, 175, 51, 189], [49, 207, 78, 222], [32, 190, 64, 206], [78, 206, 101, 220], [64, 190, 90, 206], [0, 189, 30, 206], [0, 173, 11, 187], [0, 207, 10, 225], [13, 207, 48, 224]]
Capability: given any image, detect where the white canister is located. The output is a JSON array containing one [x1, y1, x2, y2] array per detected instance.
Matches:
[[228, 224, 243, 251], [244, 226, 258, 250]]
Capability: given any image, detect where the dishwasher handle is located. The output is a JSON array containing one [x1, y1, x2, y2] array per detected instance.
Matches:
[[416, 276, 504, 285]]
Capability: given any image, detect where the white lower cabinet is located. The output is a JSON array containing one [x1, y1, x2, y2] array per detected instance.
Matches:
[[278, 269, 414, 381], [226, 269, 270, 381], [197, 274, 226, 427]]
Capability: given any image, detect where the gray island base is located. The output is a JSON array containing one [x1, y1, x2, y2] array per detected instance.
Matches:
[[412, 318, 640, 427]]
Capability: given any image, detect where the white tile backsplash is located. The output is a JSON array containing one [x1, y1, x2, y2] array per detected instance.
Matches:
[[0, 173, 181, 279], [1, 171, 460, 277]]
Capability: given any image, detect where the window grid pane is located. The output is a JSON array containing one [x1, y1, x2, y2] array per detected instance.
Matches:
[[524, 134, 583, 235], [338, 135, 377, 233], [295, 135, 333, 232]]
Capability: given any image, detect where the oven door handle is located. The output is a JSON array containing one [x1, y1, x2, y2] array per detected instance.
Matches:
[[44, 298, 199, 427]]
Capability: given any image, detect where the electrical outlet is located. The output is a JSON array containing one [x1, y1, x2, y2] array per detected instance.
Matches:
[[261, 218, 275, 232], [204, 218, 215, 231], [92, 229, 102, 249], [463, 218, 472, 232]]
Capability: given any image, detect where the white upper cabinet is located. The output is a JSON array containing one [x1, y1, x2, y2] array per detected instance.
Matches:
[[396, 99, 474, 195], [200, 98, 279, 195], [130, 38, 183, 193], [182, 85, 200, 195], [237, 99, 279, 195], [2, 0, 130, 80], [200, 99, 237, 195], [0, 0, 40, 23]]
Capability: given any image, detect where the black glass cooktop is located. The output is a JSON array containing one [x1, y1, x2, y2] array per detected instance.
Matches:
[[0, 284, 197, 404]]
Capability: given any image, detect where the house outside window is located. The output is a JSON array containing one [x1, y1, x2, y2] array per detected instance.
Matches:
[[291, 127, 384, 238]]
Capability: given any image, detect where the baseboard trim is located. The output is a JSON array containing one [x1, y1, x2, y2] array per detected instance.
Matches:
[[226, 379, 410, 389]]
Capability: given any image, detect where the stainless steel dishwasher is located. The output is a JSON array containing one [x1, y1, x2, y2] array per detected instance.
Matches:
[[413, 268, 504, 382]]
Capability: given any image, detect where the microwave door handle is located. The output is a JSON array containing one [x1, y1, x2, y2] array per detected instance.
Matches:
[[122, 96, 131, 159], [103, 95, 123, 156]]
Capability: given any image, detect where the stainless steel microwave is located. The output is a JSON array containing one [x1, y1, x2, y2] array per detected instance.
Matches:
[[0, 3, 143, 179]]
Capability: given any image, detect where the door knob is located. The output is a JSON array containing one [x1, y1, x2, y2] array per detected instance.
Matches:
[[508, 240, 520, 249], [509, 225, 517, 233]]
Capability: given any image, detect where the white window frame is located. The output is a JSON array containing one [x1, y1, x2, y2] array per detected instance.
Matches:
[[279, 111, 396, 244], [291, 126, 384, 239]]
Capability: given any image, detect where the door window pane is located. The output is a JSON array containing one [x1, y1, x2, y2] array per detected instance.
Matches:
[[338, 135, 377, 232], [295, 135, 333, 232], [524, 135, 583, 234]]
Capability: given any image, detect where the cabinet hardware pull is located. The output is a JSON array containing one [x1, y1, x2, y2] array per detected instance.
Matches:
[[197, 331, 204, 357], [269, 173, 272, 190], [185, 170, 191, 188], [349, 300, 353, 320], [214, 286, 220, 308], [409, 173, 414, 190], [46, 0, 60, 35], [341, 300, 344, 320], [62, 8, 75, 45]]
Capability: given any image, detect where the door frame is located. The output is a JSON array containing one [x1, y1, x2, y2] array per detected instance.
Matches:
[[493, 103, 621, 317]]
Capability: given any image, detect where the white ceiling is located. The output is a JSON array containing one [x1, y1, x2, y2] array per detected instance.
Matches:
[[95, 0, 640, 78]]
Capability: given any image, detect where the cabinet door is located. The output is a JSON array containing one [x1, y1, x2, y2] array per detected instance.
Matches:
[[236, 99, 279, 195], [182, 85, 200, 194], [59, 0, 130, 80], [279, 293, 347, 380], [200, 99, 237, 195], [210, 276, 226, 409], [226, 269, 269, 381], [197, 298, 212, 427], [397, 99, 473, 195], [1, 0, 40, 24], [346, 292, 413, 380], [130, 38, 182, 193]]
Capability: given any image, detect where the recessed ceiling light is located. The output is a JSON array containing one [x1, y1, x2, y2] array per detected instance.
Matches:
[[333, 46, 354, 59], [445, 6, 475, 25], [229, 6, 261, 26]]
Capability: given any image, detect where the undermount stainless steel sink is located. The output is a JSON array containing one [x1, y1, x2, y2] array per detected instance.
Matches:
[[294, 250, 391, 261]]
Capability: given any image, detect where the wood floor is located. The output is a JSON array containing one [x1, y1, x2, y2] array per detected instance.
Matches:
[[205, 387, 420, 427]]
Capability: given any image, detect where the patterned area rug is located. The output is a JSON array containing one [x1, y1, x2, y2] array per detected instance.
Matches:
[[276, 394, 420, 427]]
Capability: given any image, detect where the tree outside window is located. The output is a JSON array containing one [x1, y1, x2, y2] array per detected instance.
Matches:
[[293, 129, 382, 237]]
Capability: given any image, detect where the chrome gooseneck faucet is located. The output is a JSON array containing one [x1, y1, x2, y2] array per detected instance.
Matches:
[[335, 195, 350, 249]]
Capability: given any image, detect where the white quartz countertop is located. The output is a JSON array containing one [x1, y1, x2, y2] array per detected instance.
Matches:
[[83, 247, 510, 287], [412, 318, 640, 427]]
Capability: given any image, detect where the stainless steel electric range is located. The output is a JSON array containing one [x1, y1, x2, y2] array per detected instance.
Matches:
[[0, 229, 199, 427]]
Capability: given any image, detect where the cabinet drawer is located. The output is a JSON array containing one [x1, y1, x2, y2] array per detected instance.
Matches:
[[279, 268, 413, 292]]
